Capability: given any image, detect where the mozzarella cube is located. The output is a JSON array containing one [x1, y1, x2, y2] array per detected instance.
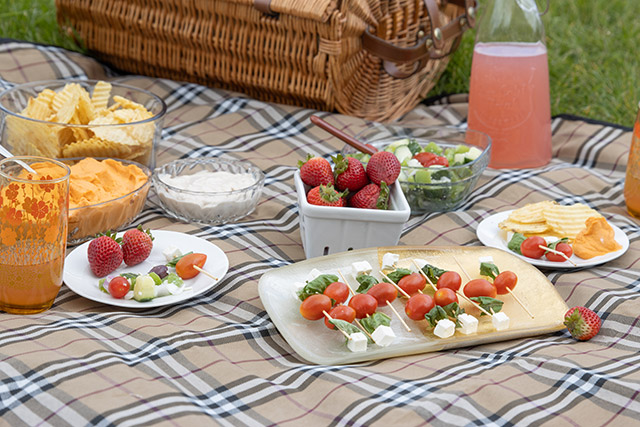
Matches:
[[352, 261, 373, 276], [434, 318, 456, 338], [307, 268, 323, 281], [506, 231, 514, 242], [347, 332, 368, 352], [492, 312, 510, 331], [163, 245, 182, 262], [371, 325, 396, 347], [382, 252, 400, 270], [457, 313, 478, 335], [478, 256, 494, 264], [413, 258, 428, 270]]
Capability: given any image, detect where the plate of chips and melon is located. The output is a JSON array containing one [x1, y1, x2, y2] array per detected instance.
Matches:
[[477, 201, 629, 269]]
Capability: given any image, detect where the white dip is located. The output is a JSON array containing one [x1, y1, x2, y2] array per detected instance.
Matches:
[[158, 170, 258, 221]]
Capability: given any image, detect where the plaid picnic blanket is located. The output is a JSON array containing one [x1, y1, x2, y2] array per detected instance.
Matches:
[[1, 41, 639, 426]]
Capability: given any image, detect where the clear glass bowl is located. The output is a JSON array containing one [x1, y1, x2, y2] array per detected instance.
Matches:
[[0, 79, 166, 170], [64, 157, 151, 245], [346, 125, 491, 213], [153, 158, 265, 225]]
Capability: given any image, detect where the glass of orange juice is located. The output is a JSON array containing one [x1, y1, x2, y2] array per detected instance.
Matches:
[[0, 156, 70, 314], [625, 105, 640, 219]]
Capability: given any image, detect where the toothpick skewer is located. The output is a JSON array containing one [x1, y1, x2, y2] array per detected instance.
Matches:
[[411, 260, 438, 292], [337, 269, 374, 340], [384, 300, 411, 332], [322, 311, 352, 340], [193, 265, 218, 281], [506, 288, 535, 318], [538, 245, 578, 266], [452, 255, 471, 280], [378, 271, 411, 299]]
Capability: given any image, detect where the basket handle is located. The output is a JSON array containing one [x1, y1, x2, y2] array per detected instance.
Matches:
[[362, 0, 477, 79]]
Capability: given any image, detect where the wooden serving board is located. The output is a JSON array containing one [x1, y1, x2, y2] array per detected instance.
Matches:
[[258, 246, 568, 365]]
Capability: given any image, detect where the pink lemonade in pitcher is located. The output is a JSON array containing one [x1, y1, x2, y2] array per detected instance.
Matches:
[[468, 42, 552, 169]]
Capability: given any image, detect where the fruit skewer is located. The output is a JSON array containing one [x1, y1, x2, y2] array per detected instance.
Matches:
[[537, 244, 578, 266], [337, 270, 374, 340], [322, 310, 352, 340]]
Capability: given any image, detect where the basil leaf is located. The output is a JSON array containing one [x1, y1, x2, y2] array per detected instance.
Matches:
[[507, 233, 526, 255], [470, 296, 504, 316], [425, 305, 448, 328], [480, 262, 500, 280], [330, 319, 361, 335], [421, 264, 447, 284], [355, 274, 378, 293], [166, 251, 193, 267], [384, 268, 412, 284], [442, 302, 464, 327], [547, 237, 569, 251], [360, 312, 391, 334], [98, 278, 108, 294], [296, 274, 339, 301]]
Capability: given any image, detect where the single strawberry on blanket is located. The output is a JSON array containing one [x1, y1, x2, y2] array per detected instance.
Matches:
[[121, 225, 154, 266], [564, 306, 601, 341], [366, 151, 401, 185], [332, 154, 368, 192], [350, 182, 390, 210], [87, 231, 123, 277], [307, 184, 347, 207], [298, 154, 334, 187]]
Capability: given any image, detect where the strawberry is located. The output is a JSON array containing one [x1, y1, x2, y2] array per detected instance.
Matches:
[[366, 151, 401, 185], [332, 154, 368, 192], [121, 225, 154, 266], [307, 184, 347, 207], [298, 154, 334, 187], [350, 182, 390, 210], [564, 306, 601, 341], [87, 231, 123, 277]]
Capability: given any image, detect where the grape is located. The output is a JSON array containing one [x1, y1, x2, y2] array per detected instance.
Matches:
[[149, 265, 168, 279]]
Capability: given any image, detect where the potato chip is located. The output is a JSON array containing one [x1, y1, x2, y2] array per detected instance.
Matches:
[[543, 203, 602, 239], [62, 137, 132, 158], [507, 200, 556, 224], [91, 81, 112, 110], [36, 89, 57, 107], [75, 88, 95, 124], [55, 91, 79, 124], [6, 116, 60, 158], [112, 95, 145, 110], [498, 219, 550, 235], [57, 126, 76, 148]]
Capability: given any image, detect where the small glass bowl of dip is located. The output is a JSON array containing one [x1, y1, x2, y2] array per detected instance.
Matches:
[[152, 158, 265, 225]]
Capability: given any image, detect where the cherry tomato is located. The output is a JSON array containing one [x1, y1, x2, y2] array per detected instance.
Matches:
[[348, 293, 378, 319], [324, 305, 356, 329], [436, 271, 462, 292], [323, 282, 349, 304], [405, 294, 435, 321], [413, 152, 449, 167], [175, 253, 207, 279], [367, 282, 397, 306], [434, 287, 458, 307], [493, 271, 518, 295], [520, 236, 547, 259], [299, 294, 332, 320], [545, 242, 573, 262], [108, 276, 130, 299], [397, 273, 426, 295], [463, 278, 497, 299]]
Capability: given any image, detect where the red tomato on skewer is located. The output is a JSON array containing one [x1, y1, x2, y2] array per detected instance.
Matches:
[[545, 242, 573, 262], [299, 294, 332, 320], [434, 287, 458, 306], [494, 271, 518, 295], [405, 294, 435, 321], [436, 271, 462, 292], [323, 282, 349, 304], [348, 294, 378, 319], [397, 273, 427, 295], [175, 253, 207, 279], [521, 236, 546, 259], [324, 305, 356, 329], [367, 282, 397, 306], [463, 279, 497, 299]]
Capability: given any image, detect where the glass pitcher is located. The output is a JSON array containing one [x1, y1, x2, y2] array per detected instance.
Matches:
[[467, 0, 552, 169]]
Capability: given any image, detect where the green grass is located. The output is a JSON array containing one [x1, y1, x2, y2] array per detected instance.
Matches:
[[1, 0, 639, 126]]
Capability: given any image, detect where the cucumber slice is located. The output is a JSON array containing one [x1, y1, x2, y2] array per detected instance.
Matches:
[[384, 138, 411, 152], [133, 275, 157, 302], [394, 145, 413, 164], [466, 147, 483, 161]]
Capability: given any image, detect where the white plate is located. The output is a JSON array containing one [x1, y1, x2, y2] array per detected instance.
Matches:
[[64, 230, 229, 308], [476, 210, 629, 269]]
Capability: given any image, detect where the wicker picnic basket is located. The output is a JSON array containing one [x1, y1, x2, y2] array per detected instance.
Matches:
[[55, 0, 476, 122]]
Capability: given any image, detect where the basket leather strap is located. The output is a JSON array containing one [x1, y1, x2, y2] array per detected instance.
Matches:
[[363, 0, 477, 79], [254, 0, 277, 16]]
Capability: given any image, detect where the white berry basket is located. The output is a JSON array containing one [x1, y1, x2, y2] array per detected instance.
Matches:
[[294, 170, 411, 259]]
